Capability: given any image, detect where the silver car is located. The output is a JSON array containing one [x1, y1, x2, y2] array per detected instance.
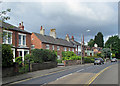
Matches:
[[111, 58, 117, 62]]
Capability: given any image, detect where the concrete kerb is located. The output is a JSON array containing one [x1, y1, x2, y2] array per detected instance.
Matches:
[[2, 63, 93, 85]]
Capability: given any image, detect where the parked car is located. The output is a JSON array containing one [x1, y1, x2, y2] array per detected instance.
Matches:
[[111, 58, 117, 62], [94, 58, 104, 65]]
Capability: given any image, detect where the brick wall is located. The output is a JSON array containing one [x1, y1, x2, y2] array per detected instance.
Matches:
[[31, 33, 42, 49]]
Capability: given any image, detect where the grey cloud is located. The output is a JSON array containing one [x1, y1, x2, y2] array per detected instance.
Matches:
[[2, 2, 118, 43]]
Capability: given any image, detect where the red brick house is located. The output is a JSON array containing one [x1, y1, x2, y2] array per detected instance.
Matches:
[[0, 21, 31, 61], [31, 26, 76, 59]]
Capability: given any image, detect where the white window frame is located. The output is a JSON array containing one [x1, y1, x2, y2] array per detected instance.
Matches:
[[11, 48, 15, 62], [72, 48, 74, 52], [18, 33, 26, 46], [31, 45, 35, 49], [64, 47, 67, 51], [57, 55, 60, 60], [17, 49, 29, 61], [69, 48, 71, 51], [3, 30, 12, 44], [52, 45, 54, 50], [46, 44, 49, 49], [57, 46, 60, 51]]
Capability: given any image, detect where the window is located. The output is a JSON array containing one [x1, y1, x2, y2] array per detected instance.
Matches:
[[19, 33, 26, 46], [23, 36, 26, 45], [69, 48, 71, 51], [19, 35, 21, 45], [72, 48, 74, 52], [57, 46, 60, 50], [57, 55, 60, 60], [76, 48, 77, 51], [3, 31, 12, 44], [46, 44, 49, 49], [19, 51, 22, 57], [31, 45, 35, 49], [52, 45, 54, 50], [64, 47, 67, 51]]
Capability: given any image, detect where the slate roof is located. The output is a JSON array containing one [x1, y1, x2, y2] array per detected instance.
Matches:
[[70, 39, 81, 46], [0, 21, 31, 34], [34, 32, 75, 47]]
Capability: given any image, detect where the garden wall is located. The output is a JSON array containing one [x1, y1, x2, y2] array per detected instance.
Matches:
[[63, 60, 81, 66], [2, 62, 57, 77]]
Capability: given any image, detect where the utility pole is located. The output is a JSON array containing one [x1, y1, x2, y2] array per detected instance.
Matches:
[[81, 34, 83, 64]]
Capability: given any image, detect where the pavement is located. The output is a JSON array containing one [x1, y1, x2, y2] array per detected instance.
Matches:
[[2, 63, 93, 85]]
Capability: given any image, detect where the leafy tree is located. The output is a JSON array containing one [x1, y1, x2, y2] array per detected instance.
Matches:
[[94, 32, 104, 47], [105, 35, 119, 55], [0, 8, 11, 21], [88, 39, 94, 48], [2, 44, 13, 67], [101, 48, 111, 59]]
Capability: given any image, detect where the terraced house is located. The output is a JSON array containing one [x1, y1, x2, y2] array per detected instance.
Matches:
[[0, 21, 31, 61], [31, 26, 76, 59]]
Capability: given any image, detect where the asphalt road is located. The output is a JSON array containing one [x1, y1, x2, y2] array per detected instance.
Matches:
[[8, 61, 118, 86]]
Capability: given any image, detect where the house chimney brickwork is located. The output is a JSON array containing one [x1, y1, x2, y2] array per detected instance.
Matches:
[[65, 34, 70, 41], [72, 36, 74, 41], [40, 26, 45, 35], [50, 29, 56, 38], [19, 21, 24, 30]]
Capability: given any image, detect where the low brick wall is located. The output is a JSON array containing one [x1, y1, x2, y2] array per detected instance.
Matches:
[[31, 62, 57, 72], [63, 60, 81, 66], [2, 62, 57, 77]]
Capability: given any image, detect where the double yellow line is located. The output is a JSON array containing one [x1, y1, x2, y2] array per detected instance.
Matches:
[[85, 65, 112, 86]]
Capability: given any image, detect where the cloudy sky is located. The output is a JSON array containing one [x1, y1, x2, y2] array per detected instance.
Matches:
[[1, 1, 118, 44]]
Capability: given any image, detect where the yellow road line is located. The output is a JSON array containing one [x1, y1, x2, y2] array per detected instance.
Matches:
[[85, 65, 112, 86]]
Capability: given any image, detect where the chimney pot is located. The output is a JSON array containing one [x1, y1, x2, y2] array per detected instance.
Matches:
[[41, 26, 42, 30], [72, 36, 74, 41]]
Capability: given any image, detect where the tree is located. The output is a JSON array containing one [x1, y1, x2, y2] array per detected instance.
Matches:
[[101, 48, 111, 59], [105, 35, 119, 58], [88, 39, 94, 48], [0, 8, 11, 21], [2, 44, 14, 67], [94, 32, 104, 47]]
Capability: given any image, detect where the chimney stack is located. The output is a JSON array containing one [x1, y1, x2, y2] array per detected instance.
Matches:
[[65, 34, 70, 41], [40, 26, 45, 35], [50, 29, 56, 38], [18, 21, 24, 30], [71, 36, 74, 41]]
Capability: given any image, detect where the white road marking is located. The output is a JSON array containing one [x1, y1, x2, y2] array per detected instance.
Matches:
[[56, 73, 73, 80], [76, 69, 84, 73]]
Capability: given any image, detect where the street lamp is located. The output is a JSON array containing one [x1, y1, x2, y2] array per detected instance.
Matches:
[[81, 30, 90, 64]]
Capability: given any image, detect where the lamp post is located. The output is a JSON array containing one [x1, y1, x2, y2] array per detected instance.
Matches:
[[81, 30, 90, 64]]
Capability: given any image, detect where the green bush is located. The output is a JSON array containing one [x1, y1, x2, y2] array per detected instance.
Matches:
[[25, 54, 34, 64], [31, 49, 57, 63], [84, 57, 94, 63], [62, 56, 81, 60], [62, 51, 76, 57], [57, 59, 62, 63], [15, 56, 23, 66], [2, 44, 14, 67]]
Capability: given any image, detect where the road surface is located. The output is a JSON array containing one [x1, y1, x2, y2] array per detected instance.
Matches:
[[7, 61, 118, 86]]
